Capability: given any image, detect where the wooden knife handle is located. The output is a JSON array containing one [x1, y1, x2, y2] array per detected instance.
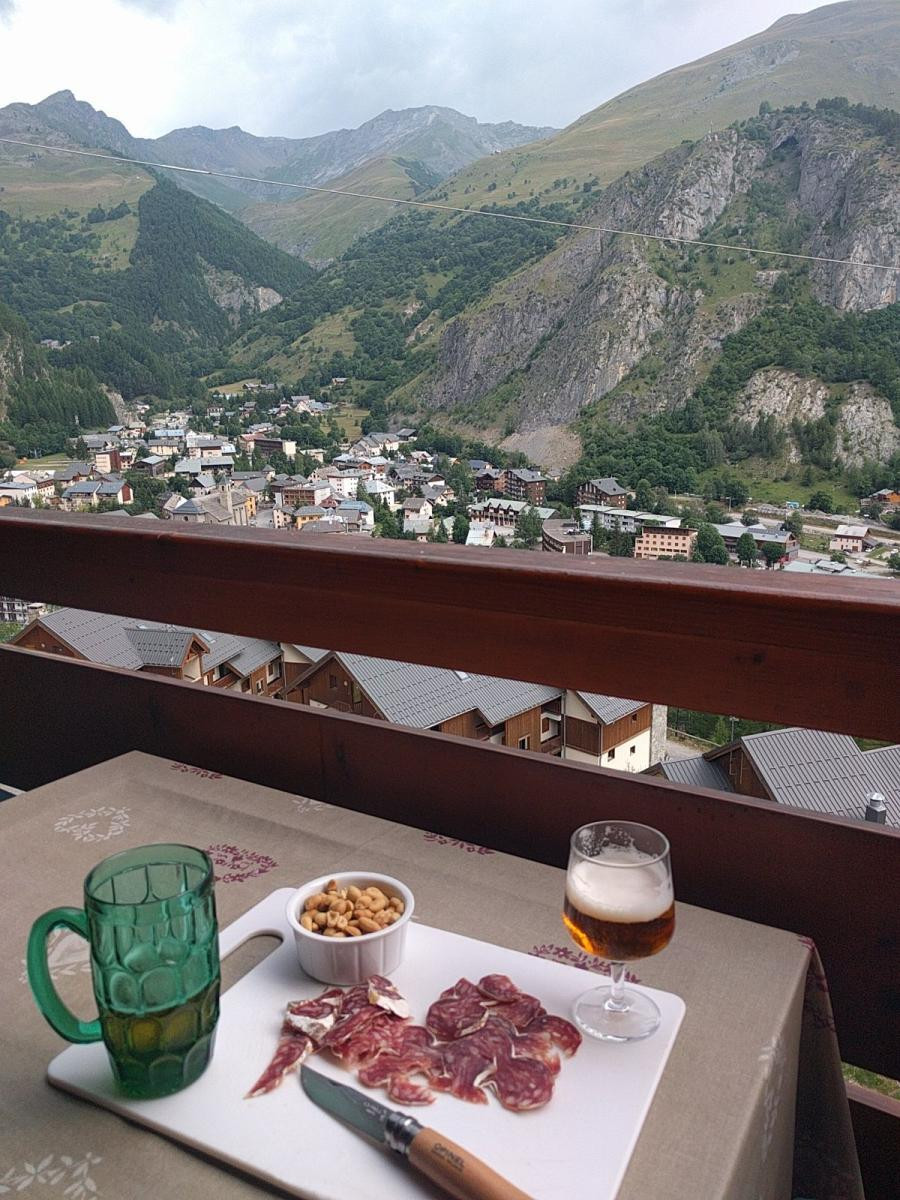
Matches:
[[408, 1127, 535, 1200]]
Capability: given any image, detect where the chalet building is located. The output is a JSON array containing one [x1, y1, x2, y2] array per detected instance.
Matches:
[[146, 438, 183, 458], [284, 652, 664, 770], [634, 526, 698, 560], [649, 727, 899, 828], [867, 488, 900, 510], [0, 479, 38, 504], [291, 480, 333, 508], [280, 645, 329, 692], [93, 449, 122, 474], [365, 478, 396, 507], [576, 477, 628, 507], [173, 455, 235, 477], [239, 435, 297, 460], [286, 652, 565, 755], [541, 519, 591, 555], [53, 462, 94, 487], [11, 609, 283, 697], [562, 692, 655, 771], [829, 525, 870, 554], [578, 506, 679, 536], [0, 595, 40, 623], [475, 468, 505, 493], [468, 498, 558, 530], [133, 454, 166, 476], [402, 497, 433, 521], [61, 479, 132, 510], [505, 468, 548, 504]]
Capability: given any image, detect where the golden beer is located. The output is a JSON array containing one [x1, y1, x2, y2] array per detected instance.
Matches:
[[563, 850, 674, 962]]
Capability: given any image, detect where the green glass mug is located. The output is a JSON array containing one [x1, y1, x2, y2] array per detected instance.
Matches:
[[27, 843, 221, 1099]]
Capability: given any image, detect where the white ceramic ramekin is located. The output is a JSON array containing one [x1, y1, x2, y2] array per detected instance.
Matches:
[[285, 871, 415, 985]]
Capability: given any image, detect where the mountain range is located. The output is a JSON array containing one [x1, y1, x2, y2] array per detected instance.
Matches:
[[0, 0, 898, 504], [0, 94, 555, 262]]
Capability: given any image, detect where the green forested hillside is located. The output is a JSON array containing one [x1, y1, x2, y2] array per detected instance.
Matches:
[[0, 176, 315, 403], [0, 303, 114, 459]]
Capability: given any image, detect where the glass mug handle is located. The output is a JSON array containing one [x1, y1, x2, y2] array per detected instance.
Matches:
[[27, 907, 102, 1043]]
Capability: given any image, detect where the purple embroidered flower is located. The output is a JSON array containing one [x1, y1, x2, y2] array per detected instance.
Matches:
[[204, 844, 277, 883]]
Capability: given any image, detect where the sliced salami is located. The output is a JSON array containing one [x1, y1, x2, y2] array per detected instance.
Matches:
[[386, 1075, 435, 1106], [250, 971, 578, 1112], [430, 1038, 493, 1104], [426, 993, 490, 1041], [245, 1030, 313, 1098], [476, 973, 523, 1002], [368, 974, 411, 1018], [488, 1051, 555, 1111], [524, 1012, 582, 1057]]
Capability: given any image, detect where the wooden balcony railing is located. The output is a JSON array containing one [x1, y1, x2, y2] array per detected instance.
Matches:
[[0, 508, 897, 1195]]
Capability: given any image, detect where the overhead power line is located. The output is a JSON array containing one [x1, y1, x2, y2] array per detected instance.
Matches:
[[1, 136, 898, 274]]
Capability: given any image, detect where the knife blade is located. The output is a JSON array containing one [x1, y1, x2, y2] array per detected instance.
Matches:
[[300, 1064, 535, 1200]]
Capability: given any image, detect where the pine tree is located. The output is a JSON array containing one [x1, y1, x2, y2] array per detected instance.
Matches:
[[452, 513, 470, 544], [736, 531, 758, 568]]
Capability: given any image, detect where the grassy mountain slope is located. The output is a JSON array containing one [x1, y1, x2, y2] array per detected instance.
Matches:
[[240, 155, 442, 265], [432, 1, 900, 212], [5, 94, 556, 252]]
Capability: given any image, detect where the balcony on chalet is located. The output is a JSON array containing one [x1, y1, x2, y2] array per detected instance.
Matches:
[[0, 508, 897, 1199]]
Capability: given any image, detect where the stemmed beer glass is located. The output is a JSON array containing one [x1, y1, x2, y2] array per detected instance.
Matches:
[[563, 821, 674, 1041]]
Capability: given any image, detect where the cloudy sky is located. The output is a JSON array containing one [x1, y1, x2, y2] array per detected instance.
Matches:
[[0, 0, 823, 139]]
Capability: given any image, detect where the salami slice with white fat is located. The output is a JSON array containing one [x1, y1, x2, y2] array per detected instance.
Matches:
[[488, 1051, 555, 1111], [250, 971, 579, 1111], [245, 1030, 313, 1097]]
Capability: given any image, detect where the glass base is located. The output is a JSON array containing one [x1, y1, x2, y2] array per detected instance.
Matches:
[[572, 984, 661, 1042]]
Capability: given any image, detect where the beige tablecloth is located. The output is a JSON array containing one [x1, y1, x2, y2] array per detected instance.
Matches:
[[0, 752, 861, 1199]]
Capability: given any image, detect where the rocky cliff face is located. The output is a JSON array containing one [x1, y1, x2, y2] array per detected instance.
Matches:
[[417, 109, 898, 436], [0, 327, 26, 421], [734, 367, 900, 467], [201, 264, 283, 327]]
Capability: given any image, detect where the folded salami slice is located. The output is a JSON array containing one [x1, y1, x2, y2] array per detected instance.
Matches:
[[246, 1030, 313, 1098]]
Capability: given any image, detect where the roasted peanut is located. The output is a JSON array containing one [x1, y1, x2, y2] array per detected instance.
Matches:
[[323, 928, 346, 938], [389, 897, 403, 911], [346, 923, 362, 936], [300, 912, 315, 932], [325, 879, 338, 893], [368, 895, 387, 913], [357, 916, 380, 934], [313, 911, 327, 928], [346, 885, 361, 902]]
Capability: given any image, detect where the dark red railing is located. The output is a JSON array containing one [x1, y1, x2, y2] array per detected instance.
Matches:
[[0, 508, 897, 1195]]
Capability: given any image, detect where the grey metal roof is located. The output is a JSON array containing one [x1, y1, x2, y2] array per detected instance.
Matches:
[[659, 757, 734, 792], [590, 477, 626, 494], [33, 609, 278, 679], [173, 498, 204, 515], [125, 627, 198, 668], [292, 646, 329, 663], [741, 728, 898, 826], [334, 653, 561, 729], [509, 468, 546, 483], [575, 693, 645, 724]]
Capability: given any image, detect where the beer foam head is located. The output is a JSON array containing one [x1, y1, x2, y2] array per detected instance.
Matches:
[[567, 850, 673, 924]]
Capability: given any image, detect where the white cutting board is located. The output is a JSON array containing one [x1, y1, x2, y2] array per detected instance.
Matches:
[[48, 888, 684, 1200]]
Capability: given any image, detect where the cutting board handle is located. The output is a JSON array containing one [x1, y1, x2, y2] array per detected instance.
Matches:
[[218, 888, 292, 960]]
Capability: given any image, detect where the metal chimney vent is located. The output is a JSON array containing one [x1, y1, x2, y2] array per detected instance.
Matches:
[[865, 792, 887, 824]]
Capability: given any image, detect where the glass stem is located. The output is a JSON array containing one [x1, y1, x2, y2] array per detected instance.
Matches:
[[607, 961, 628, 1011]]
